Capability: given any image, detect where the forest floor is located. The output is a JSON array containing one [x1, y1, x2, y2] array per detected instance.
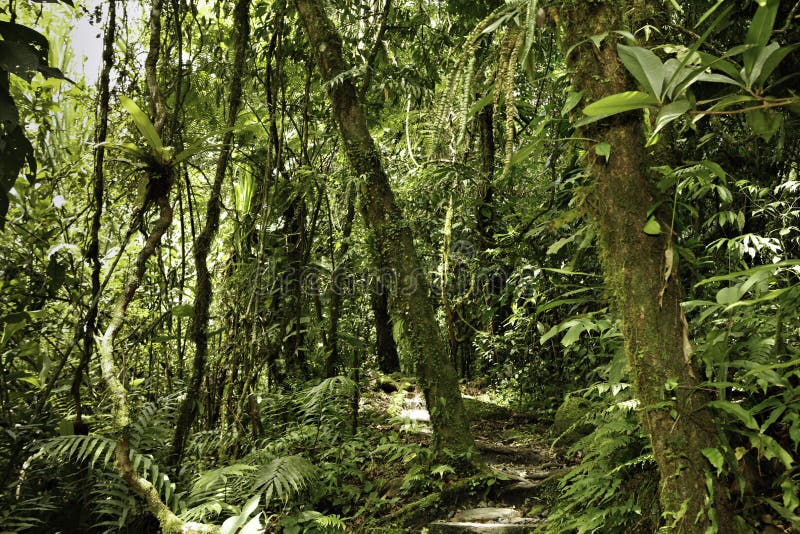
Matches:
[[356, 376, 570, 532]]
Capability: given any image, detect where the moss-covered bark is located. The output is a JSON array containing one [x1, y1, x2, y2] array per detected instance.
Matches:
[[560, 1, 733, 531], [295, 0, 475, 454], [170, 0, 251, 468]]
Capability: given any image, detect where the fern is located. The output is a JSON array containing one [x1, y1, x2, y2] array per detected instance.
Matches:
[[0, 496, 56, 533], [181, 464, 257, 522], [32, 434, 185, 512], [548, 383, 658, 533], [252, 455, 318, 503]]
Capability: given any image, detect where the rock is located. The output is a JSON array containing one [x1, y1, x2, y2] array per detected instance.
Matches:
[[462, 397, 512, 420], [427, 522, 538, 533], [451, 508, 521, 522], [428, 510, 541, 534], [552, 395, 594, 446], [376, 375, 400, 393]]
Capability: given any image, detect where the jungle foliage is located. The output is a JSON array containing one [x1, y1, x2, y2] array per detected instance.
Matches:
[[1, 0, 799, 532]]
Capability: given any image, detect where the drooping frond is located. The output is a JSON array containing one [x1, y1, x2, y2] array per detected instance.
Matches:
[[31, 434, 185, 513], [251, 455, 318, 503]]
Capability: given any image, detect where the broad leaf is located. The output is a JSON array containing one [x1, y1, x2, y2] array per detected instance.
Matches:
[[618, 44, 664, 99], [746, 108, 782, 141], [701, 447, 725, 475], [643, 217, 662, 235], [708, 400, 759, 430], [652, 98, 691, 137], [755, 43, 800, 87], [561, 91, 583, 116], [716, 286, 742, 305], [579, 91, 659, 125], [594, 141, 611, 161], [120, 95, 163, 151], [743, 0, 779, 75]]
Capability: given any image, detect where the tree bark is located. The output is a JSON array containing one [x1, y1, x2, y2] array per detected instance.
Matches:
[[71, 0, 115, 434], [325, 183, 357, 377], [170, 0, 250, 468], [560, 2, 733, 531], [372, 277, 400, 374], [295, 0, 475, 454]]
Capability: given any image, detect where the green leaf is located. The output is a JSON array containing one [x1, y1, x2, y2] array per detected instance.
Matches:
[[581, 91, 659, 124], [715, 286, 742, 305], [652, 98, 691, 137], [617, 44, 665, 99], [561, 322, 585, 347], [708, 400, 759, 430], [750, 433, 793, 470], [746, 108, 782, 141], [240, 515, 263, 534], [119, 95, 163, 151], [701, 447, 725, 475], [643, 217, 662, 235], [561, 91, 583, 116], [757, 43, 800, 87], [510, 140, 541, 165], [743, 0, 779, 75], [594, 141, 611, 161]]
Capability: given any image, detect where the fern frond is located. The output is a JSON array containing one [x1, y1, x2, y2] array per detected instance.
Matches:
[[0, 497, 56, 533], [252, 455, 318, 503], [34, 435, 185, 512]]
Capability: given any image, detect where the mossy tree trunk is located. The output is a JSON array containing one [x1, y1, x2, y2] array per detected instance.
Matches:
[[295, 0, 475, 454], [169, 0, 250, 469], [560, 1, 734, 531]]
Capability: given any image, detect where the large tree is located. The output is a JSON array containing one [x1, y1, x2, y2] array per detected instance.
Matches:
[[561, 1, 734, 530], [294, 0, 475, 454]]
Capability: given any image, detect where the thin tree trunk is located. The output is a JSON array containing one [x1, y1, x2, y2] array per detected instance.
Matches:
[[71, 0, 115, 434], [170, 0, 250, 468], [561, 3, 733, 531], [295, 0, 475, 454], [325, 183, 356, 377]]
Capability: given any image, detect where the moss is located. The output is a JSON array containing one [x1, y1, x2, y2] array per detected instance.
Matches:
[[462, 397, 512, 421], [552, 396, 594, 446]]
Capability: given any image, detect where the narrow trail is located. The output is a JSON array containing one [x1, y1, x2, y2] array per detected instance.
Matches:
[[395, 390, 567, 533]]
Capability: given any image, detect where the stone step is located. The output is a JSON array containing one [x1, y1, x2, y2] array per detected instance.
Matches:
[[427, 521, 540, 533], [427, 508, 541, 534]]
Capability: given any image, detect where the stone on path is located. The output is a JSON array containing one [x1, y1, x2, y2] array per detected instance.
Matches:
[[428, 507, 540, 534]]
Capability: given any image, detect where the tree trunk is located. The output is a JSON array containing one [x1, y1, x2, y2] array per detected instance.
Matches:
[[295, 0, 475, 454], [325, 183, 357, 377], [371, 278, 400, 374], [169, 0, 250, 468], [71, 0, 115, 435], [560, 2, 733, 531]]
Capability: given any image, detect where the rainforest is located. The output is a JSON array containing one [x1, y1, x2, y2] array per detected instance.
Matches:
[[1, 0, 799, 532]]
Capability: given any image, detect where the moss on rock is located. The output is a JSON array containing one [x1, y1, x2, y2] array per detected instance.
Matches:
[[552, 396, 594, 446]]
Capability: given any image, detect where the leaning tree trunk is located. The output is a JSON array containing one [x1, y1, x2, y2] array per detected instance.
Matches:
[[560, 2, 733, 531], [295, 0, 475, 454], [170, 0, 251, 469]]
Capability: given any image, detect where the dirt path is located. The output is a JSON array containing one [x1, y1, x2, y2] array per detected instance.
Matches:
[[393, 391, 567, 532]]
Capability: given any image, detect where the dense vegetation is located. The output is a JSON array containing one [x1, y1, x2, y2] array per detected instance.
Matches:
[[1, 0, 799, 532]]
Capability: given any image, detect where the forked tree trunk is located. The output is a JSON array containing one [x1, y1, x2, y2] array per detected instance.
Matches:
[[560, 2, 733, 531], [295, 0, 475, 454]]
